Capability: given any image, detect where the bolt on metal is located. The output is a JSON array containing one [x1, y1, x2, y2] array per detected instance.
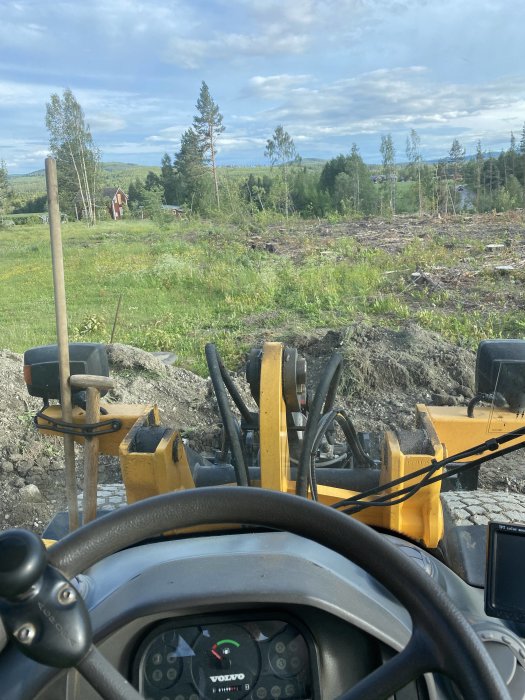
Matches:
[[57, 584, 77, 605], [14, 623, 36, 645]]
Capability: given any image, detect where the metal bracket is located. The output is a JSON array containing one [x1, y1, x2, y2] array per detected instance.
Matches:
[[35, 409, 122, 438]]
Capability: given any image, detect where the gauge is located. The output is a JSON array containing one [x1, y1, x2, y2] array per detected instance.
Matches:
[[140, 628, 183, 693], [191, 623, 261, 699], [268, 628, 308, 680]]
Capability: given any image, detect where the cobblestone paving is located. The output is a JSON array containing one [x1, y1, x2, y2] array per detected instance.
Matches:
[[77, 483, 127, 511], [82, 485, 525, 523], [442, 490, 525, 526]]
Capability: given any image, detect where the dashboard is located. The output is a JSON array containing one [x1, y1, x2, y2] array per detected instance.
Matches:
[[1, 529, 524, 699]]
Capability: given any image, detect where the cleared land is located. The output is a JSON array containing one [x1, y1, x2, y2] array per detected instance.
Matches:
[[1, 211, 525, 372], [1, 211, 524, 531]]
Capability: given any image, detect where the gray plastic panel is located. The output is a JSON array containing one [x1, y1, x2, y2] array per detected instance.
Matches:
[[1, 530, 523, 699]]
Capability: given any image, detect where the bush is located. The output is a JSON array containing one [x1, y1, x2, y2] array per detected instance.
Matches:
[[10, 214, 45, 225]]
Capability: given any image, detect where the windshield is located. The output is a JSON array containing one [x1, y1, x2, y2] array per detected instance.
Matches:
[[0, 0, 524, 537]]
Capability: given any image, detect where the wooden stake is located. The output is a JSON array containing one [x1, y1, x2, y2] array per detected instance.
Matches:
[[45, 157, 79, 532], [70, 374, 115, 525]]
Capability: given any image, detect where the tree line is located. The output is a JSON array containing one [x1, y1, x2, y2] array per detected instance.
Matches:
[[2, 83, 525, 223], [128, 107, 525, 220]]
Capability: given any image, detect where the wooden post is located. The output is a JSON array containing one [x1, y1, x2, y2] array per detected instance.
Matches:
[[70, 374, 115, 525], [45, 157, 79, 532]]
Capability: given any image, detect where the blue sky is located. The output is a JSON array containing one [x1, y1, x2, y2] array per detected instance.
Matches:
[[1, 0, 524, 173]]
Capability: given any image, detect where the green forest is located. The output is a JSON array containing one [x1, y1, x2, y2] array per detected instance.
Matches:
[[1, 85, 525, 224]]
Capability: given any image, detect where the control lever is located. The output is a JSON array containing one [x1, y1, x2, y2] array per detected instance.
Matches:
[[0, 529, 143, 699], [0, 529, 91, 666]]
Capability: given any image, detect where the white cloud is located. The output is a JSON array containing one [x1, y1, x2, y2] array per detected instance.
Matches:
[[238, 66, 525, 160], [0, 20, 46, 48], [88, 114, 127, 132], [0, 80, 53, 106], [165, 29, 309, 69], [246, 74, 312, 99], [1, 0, 524, 170]]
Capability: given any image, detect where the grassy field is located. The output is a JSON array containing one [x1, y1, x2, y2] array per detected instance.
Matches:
[[1, 212, 524, 375]]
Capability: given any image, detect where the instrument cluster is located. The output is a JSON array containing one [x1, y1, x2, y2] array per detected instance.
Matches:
[[133, 613, 318, 700]]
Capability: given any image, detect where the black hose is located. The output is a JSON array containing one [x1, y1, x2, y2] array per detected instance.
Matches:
[[341, 437, 525, 515], [335, 410, 376, 468], [215, 352, 254, 425], [307, 406, 373, 496], [308, 409, 339, 500], [296, 353, 343, 497], [205, 344, 250, 486], [467, 393, 494, 418]]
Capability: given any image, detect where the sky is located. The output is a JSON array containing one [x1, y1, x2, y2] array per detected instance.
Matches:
[[1, 0, 524, 174]]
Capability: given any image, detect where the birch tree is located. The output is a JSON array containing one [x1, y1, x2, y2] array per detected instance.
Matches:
[[265, 125, 300, 219], [380, 134, 396, 215], [0, 160, 10, 215], [520, 123, 525, 204], [406, 129, 423, 214], [45, 89, 99, 224]]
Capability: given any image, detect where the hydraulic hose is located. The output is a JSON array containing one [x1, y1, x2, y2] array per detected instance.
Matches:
[[467, 393, 495, 418], [335, 410, 376, 468], [216, 350, 254, 425], [205, 344, 250, 486], [296, 353, 343, 497]]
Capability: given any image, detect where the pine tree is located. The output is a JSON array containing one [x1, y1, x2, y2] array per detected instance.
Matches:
[[475, 141, 484, 211], [448, 138, 465, 181], [193, 82, 225, 210], [160, 153, 178, 205], [173, 128, 208, 212], [508, 132, 517, 178]]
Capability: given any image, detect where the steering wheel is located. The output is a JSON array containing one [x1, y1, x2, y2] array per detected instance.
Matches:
[[2, 487, 510, 700]]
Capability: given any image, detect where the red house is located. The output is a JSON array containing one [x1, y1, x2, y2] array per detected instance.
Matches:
[[103, 187, 128, 220]]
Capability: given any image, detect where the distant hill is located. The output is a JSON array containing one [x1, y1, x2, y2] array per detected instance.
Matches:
[[8, 162, 162, 196]]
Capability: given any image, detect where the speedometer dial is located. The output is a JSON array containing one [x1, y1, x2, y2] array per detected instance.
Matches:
[[191, 624, 261, 699]]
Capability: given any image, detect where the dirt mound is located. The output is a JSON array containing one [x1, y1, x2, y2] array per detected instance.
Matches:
[[294, 322, 475, 434], [0, 325, 522, 533]]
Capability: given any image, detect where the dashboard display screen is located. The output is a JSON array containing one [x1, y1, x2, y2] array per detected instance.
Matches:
[[485, 522, 525, 622], [133, 614, 317, 700]]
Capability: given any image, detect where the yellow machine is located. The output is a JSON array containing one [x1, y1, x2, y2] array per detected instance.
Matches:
[[2, 337, 525, 700], [23, 338, 525, 549]]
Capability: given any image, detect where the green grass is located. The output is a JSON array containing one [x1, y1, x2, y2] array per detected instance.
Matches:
[[1, 214, 524, 374], [0, 218, 384, 372]]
